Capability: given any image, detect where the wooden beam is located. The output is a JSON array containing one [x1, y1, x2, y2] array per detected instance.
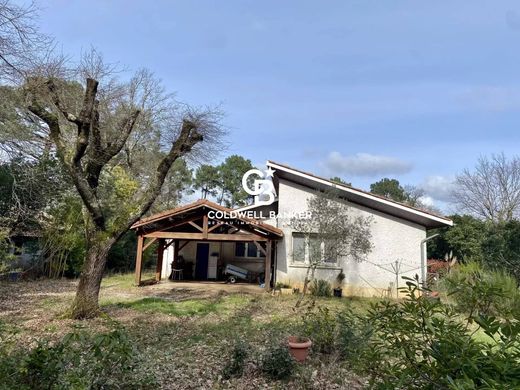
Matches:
[[143, 237, 157, 251], [178, 240, 189, 251], [202, 214, 208, 239], [188, 221, 203, 232], [135, 234, 144, 286], [163, 239, 174, 250], [264, 240, 272, 292], [207, 221, 227, 233], [143, 232, 269, 242], [155, 239, 165, 282], [154, 215, 202, 232], [253, 241, 267, 256]]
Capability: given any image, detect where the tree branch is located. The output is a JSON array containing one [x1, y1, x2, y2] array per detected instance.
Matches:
[[115, 119, 203, 238]]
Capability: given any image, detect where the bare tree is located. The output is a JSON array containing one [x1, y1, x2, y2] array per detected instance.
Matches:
[[290, 190, 373, 306], [2, 50, 225, 318], [453, 153, 520, 223], [0, 0, 51, 81]]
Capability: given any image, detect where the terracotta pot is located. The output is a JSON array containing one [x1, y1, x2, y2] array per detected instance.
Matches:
[[287, 336, 312, 362]]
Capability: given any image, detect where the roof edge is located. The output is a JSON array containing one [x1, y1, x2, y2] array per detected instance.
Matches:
[[266, 160, 453, 227]]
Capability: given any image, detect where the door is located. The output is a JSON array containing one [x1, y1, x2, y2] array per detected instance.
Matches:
[[195, 243, 210, 280]]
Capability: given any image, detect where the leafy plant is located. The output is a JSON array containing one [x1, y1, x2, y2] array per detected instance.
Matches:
[[261, 342, 296, 380], [439, 262, 520, 319], [302, 306, 336, 353], [353, 275, 520, 389], [0, 322, 157, 389], [222, 339, 249, 379], [336, 308, 370, 362], [275, 282, 291, 289], [309, 279, 332, 297]]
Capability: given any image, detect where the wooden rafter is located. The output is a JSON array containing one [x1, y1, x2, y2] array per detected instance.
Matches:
[[188, 221, 203, 232], [143, 237, 157, 251], [143, 232, 269, 242], [253, 241, 267, 256]]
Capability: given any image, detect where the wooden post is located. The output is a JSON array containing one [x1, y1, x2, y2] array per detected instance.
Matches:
[[264, 240, 272, 292], [155, 239, 165, 282], [202, 214, 208, 239], [135, 234, 144, 286], [171, 240, 179, 280]]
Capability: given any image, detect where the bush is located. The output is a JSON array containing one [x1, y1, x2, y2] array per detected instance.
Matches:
[[309, 279, 332, 297], [352, 276, 520, 389], [439, 262, 520, 318], [261, 343, 296, 380], [336, 308, 370, 362], [275, 282, 291, 289], [0, 322, 157, 389], [302, 306, 336, 353], [222, 339, 249, 379]]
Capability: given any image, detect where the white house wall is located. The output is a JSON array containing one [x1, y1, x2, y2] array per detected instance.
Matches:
[[274, 179, 426, 297]]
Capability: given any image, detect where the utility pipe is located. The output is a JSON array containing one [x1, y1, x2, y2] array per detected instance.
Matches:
[[420, 233, 439, 288]]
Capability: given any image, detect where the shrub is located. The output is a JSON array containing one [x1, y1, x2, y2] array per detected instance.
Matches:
[[222, 339, 249, 379], [353, 276, 520, 389], [336, 308, 370, 362], [0, 322, 157, 389], [261, 343, 296, 380], [302, 306, 336, 353], [275, 282, 291, 289], [439, 262, 520, 318], [309, 279, 332, 297]]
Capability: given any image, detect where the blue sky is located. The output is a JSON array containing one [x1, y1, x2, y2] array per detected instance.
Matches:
[[36, 1, 520, 210]]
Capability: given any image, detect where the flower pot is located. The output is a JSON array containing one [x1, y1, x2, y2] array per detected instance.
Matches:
[[333, 287, 343, 297], [287, 336, 312, 362]]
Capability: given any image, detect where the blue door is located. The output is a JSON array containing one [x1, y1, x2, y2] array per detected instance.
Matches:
[[195, 243, 210, 280]]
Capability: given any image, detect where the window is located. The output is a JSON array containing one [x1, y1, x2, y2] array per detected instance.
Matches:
[[235, 242, 246, 257], [235, 242, 265, 258], [292, 233, 338, 265], [292, 234, 306, 263]]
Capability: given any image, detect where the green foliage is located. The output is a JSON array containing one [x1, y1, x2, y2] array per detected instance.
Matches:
[[336, 308, 369, 362], [329, 176, 351, 186], [0, 322, 157, 389], [41, 194, 86, 277], [261, 342, 296, 380], [439, 262, 520, 319], [302, 306, 335, 353], [481, 220, 520, 281], [0, 229, 15, 273], [309, 279, 332, 297], [346, 276, 520, 389], [193, 164, 221, 199], [221, 339, 249, 379], [275, 282, 291, 289], [217, 155, 254, 207], [428, 215, 486, 261], [370, 178, 408, 202]]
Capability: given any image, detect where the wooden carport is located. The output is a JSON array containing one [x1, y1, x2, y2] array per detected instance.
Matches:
[[130, 199, 283, 291]]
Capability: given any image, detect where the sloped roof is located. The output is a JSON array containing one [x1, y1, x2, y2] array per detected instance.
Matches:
[[131, 199, 283, 237], [267, 160, 453, 229]]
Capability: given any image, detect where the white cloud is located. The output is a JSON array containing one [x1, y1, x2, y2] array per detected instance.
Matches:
[[419, 175, 456, 203], [321, 152, 413, 177]]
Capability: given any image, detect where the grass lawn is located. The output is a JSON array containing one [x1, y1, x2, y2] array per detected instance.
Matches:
[[0, 274, 369, 389]]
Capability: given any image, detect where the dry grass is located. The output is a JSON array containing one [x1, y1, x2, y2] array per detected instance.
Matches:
[[0, 274, 369, 389]]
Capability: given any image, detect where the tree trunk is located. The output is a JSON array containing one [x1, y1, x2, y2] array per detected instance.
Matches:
[[70, 235, 115, 319]]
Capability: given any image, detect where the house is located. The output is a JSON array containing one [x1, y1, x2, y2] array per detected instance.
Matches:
[[131, 161, 452, 297]]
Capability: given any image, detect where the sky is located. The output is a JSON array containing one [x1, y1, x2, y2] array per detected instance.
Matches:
[[34, 0, 520, 211]]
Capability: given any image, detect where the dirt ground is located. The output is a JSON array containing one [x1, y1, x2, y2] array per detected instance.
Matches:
[[0, 275, 366, 389]]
